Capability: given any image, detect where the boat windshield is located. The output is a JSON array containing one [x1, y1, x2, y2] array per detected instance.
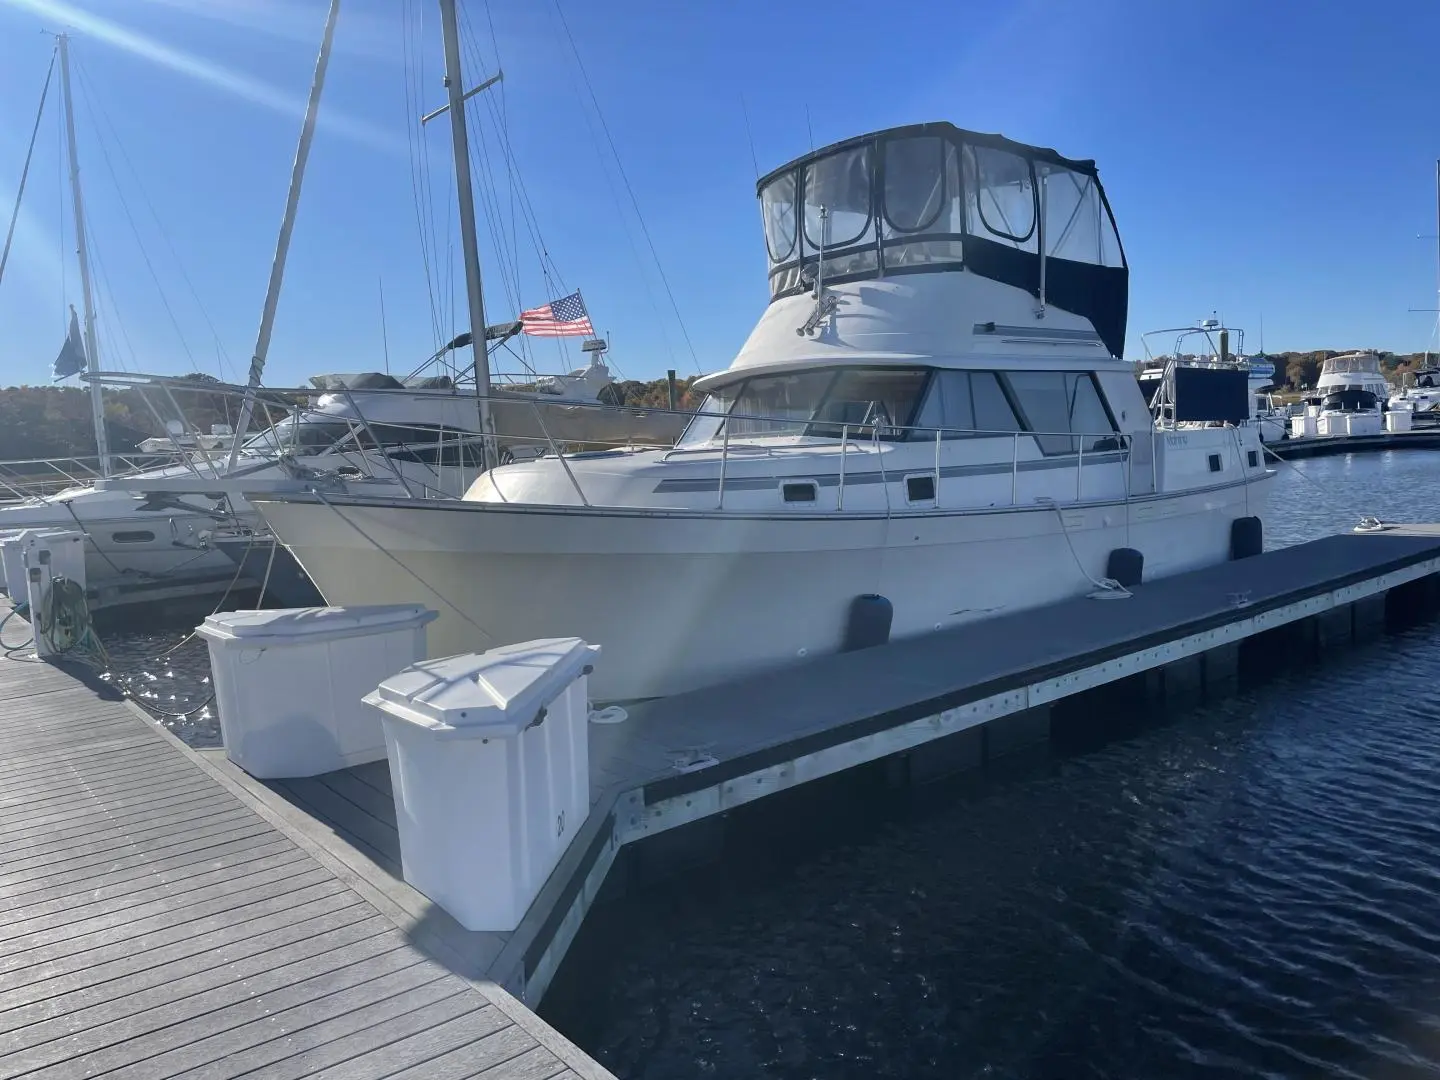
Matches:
[[241, 418, 361, 454], [676, 367, 929, 447], [1322, 353, 1381, 375], [242, 417, 484, 463]]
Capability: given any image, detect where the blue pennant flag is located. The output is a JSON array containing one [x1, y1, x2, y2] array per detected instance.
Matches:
[[52, 307, 86, 381]]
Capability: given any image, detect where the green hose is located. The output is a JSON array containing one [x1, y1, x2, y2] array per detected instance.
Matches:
[[33, 575, 109, 668]]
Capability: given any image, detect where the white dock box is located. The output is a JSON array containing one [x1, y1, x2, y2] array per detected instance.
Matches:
[[1387, 409, 1413, 433], [1291, 414, 1317, 438], [1345, 412, 1383, 436], [197, 605, 437, 779], [364, 638, 597, 933], [0, 530, 32, 600]]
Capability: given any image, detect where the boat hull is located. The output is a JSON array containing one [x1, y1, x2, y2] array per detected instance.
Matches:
[[256, 474, 1273, 701], [0, 502, 241, 592], [210, 533, 324, 608]]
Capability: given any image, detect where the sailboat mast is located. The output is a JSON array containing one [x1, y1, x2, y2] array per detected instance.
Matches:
[[57, 34, 110, 477], [437, 0, 497, 470], [224, 0, 341, 472]]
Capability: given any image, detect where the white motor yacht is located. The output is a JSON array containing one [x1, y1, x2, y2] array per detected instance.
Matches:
[[1315, 351, 1392, 400], [253, 122, 1274, 702], [1388, 367, 1440, 414]]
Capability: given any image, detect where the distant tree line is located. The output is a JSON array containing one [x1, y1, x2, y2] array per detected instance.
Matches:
[[601, 375, 704, 410], [0, 373, 239, 462], [0, 372, 703, 463]]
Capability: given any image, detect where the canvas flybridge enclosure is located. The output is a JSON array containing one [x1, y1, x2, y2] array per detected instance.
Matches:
[[756, 121, 1129, 357]]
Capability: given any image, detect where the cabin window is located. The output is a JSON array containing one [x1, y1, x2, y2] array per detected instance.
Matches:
[[912, 370, 972, 437], [803, 145, 872, 250], [365, 423, 432, 461], [679, 367, 939, 446], [111, 531, 155, 544], [1208, 453, 1223, 472], [241, 418, 357, 453], [725, 371, 835, 439], [679, 395, 728, 445], [964, 145, 1037, 250], [1037, 163, 1124, 268], [912, 370, 1022, 438], [1003, 372, 1070, 453], [808, 368, 929, 439], [1002, 372, 1116, 455], [761, 171, 798, 263], [971, 372, 1025, 435], [1066, 373, 1117, 451]]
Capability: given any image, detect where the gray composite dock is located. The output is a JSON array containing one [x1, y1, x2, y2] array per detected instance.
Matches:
[[198, 526, 1440, 1009], [0, 620, 613, 1080]]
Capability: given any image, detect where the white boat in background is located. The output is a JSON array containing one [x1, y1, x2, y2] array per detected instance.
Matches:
[[12, 8, 687, 612], [1138, 319, 1287, 441], [77, 351, 683, 604], [254, 121, 1274, 702], [1289, 386, 1386, 439], [1390, 366, 1440, 414], [1315, 350, 1392, 400]]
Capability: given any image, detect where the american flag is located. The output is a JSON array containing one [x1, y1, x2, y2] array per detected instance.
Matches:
[[519, 290, 594, 337]]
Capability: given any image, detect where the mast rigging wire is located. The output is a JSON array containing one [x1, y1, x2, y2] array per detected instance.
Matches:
[[0, 45, 56, 292], [552, 0, 701, 373]]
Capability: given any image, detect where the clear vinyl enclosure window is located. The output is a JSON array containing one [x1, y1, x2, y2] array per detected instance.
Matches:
[[964, 145, 1037, 251], [1038, 164, 1124, 267], [761, 171, 798, 263], [803, 144, 873, 250]]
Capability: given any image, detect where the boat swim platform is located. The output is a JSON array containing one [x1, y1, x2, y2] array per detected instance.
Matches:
[[0, 610, 614, 1080], [191, 524, 1440, 1015]]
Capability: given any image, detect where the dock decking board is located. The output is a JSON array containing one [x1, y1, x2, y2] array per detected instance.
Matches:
[[0, 612, 614, 1080]]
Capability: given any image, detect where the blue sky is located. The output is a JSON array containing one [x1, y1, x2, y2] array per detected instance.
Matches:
[[1, 0, 1438, 391]]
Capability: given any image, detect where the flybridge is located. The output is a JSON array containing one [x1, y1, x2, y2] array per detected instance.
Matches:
[[756, 122, 1130, 358]]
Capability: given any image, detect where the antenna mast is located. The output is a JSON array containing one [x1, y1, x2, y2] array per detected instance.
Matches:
[[225, 0, 341, 472], [437, 0, 497, 470]]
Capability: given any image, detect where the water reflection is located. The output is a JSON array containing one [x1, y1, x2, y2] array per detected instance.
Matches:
[[98, 626, 219, 746]]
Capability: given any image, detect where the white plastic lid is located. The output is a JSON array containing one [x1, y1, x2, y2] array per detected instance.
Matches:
[[364, 637, 598, 739], [197, 604, 437, 644]]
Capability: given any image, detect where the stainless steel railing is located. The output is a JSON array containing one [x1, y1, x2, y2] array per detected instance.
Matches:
[[80, 371, 1238, 515], [0, 452, 182, 504]]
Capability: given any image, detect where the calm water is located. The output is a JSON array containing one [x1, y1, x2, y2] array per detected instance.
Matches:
[[99, 449, 1440, 1078], [99, 629, 219, 747]]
